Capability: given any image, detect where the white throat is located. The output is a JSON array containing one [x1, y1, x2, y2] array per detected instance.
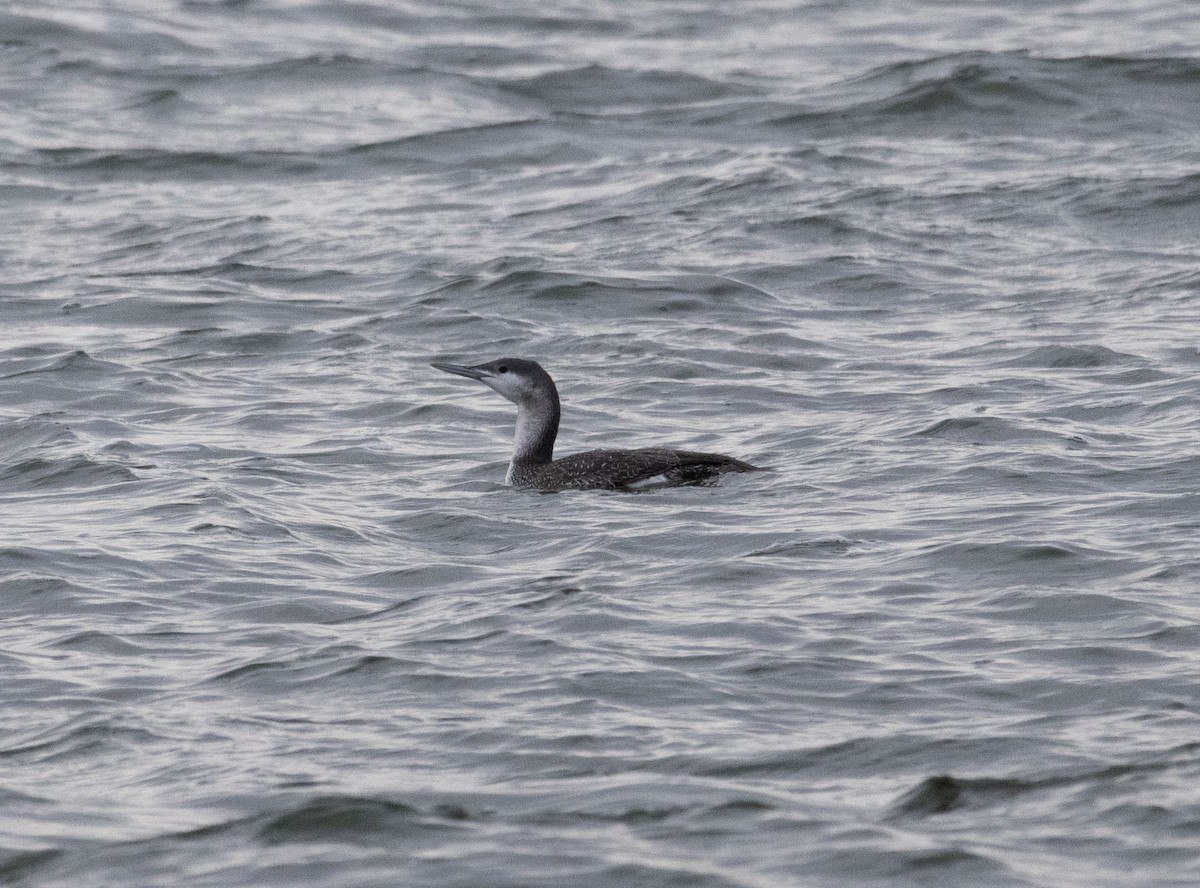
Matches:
[[512, 406, 543, 461]]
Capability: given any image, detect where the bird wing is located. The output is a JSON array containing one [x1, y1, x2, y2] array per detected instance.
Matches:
[[538, 448, 758, 490]]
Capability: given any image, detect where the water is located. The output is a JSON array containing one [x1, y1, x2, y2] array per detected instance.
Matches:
[[3, 2, 1200, 885]]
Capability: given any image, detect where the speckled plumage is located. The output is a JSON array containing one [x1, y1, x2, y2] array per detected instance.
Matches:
[[508, 447, 761, 490], [431, 357, 764, 492]]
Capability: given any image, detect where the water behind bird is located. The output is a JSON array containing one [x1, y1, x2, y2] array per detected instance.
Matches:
[[2, 2, 1200, 886]]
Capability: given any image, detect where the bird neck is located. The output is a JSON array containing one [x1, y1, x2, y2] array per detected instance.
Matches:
[[510, 394, 559, 471]]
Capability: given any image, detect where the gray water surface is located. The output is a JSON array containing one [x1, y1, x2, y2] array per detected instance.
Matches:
[[3, 2, 1200, 886]]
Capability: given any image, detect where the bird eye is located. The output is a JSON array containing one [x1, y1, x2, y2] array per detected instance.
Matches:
[[497, 365, 508, 374]]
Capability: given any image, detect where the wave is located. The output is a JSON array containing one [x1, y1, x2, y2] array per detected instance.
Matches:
[[21, 147, 324, 179], [499, 63, 760, 111], [1003, 343, 1139, 369], [767, 51, 1200, 137]]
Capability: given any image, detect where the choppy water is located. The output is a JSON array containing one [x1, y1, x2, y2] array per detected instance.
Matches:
[[3, 2, 1200, 886]]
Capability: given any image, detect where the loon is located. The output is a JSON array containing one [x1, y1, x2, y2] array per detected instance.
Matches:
[[431, 357, 763, 491]]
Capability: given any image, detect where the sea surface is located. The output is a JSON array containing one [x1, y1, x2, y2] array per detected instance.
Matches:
[[3, 1, 1200, 886]]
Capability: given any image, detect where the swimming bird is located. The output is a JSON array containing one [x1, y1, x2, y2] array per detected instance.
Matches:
[[431, 357, 763, 491]]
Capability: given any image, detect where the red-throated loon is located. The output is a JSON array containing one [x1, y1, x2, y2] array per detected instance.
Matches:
[[431, 358, 764, 491]]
